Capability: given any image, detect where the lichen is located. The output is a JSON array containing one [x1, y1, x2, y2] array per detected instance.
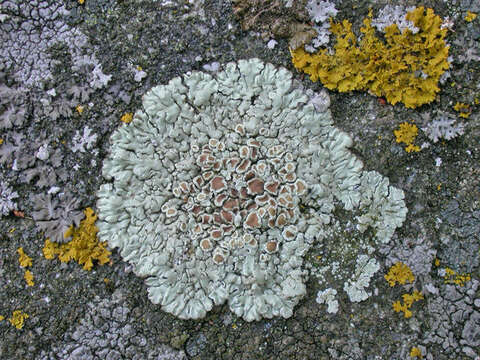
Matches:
[[343, 255, 379, 302], [8, 310, 29, 329], [42, 207, 111, 271], [24, 269, 34, 287], [422, 113, 465, 143], [97, 59, 407, 321], [120, 112, 133, 123], [394, 122, 420, 153], [392, 290, 423, 318], [291, 7, 450, 108], [443, 267, 471, 286], [453, 102, 471, 118], [315, 288, 338, 313], [465, 11, 477, 22], [385, 262, 415, 287], [17, 247, 32, 268], [0, 181, 18, 217], [410, 346, 423, 358]]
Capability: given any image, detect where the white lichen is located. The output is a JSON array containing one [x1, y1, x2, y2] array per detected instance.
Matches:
[[71, 126, 98, 153], [371, 5, 419, 34], [97, 59, 407, 321], [423, 114, 465, 143], [316, 288, 339, 313], [306, 0, 338, 23], [0, 181, 18, 217], [304, 1, 337, 52], [343, 255, 379, 303]]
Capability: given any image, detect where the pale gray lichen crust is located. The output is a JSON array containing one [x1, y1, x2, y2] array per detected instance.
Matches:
[[97, 58, 408, 321]]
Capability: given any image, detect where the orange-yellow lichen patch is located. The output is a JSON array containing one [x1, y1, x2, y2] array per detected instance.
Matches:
[[394, 122, 420, 153], [465, 11, 477, 22], [410, 346, 423, 358], [453, 102, 471, 118], [24, 270, 34, 287], [444, 267, 471, 286], [385, 262, 415, 287], [17, 247, 32, 268], [120, 112, 133, 124], [291, 7, 449, 108], [393, 290, 424, 318], [8, 310, 29, 329], [42, 208, 111, 271]]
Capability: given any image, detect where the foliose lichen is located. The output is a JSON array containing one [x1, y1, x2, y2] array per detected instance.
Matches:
[[97, 59, 407, 321], [31, 193, 84, 244], [291, 7, 450, 108], [42, 207, 111, 271], [0, 181, 18, 217]]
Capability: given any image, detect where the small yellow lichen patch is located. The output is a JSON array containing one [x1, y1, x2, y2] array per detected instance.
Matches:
[[385, 262, 415, 287], [17, 247, 32, 268], [444, 267, 471, 286], [0, 315, 4, 321], [291, 7, 450, 108], [76, 105, 84, 114], [465, 11, 477, 22], [24, 270, 34, 287], [453, 102, 471, 118], [410, 346, 423, 358], [394, 122, 420, 153], [120, 112, 133, 124], [434, 258, 440, 267], [393, 290, 424, 318], [8, 310, 29, 329], [78, 0, 85, 5], [42, 208, 111, 271], [0, 139, 3, 145], [42, 239, 57, 259]]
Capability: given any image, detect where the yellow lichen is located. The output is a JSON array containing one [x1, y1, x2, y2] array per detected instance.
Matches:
[[78, 0, 85, 4], [465, 11, 477, 22], [444, 267, 471, 286], [24, 270, 34, 287], [42, 208, 111, 271], [394, 122, 420, 153], [393, 290, 424, 318], [120, 112, 133, 124], [17, 247, 32, 268], [385, 262, 415, 287], [0, 139, 3, 145], [0, 315, 4, 321], [453, 102, 471, 118], [291, 7, 449, 108], [8, 310, 29, 329], [76, 105, 84, 114], [410, 346, 423, 358], [42, 239, 57, 260]]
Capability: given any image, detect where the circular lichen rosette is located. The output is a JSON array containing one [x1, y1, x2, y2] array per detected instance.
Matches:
[[97, 59, 407, 321]]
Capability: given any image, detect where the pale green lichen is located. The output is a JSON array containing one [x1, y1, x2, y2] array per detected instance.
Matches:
[[97, 59, 407, 321], [343, 255, 380, 302]]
